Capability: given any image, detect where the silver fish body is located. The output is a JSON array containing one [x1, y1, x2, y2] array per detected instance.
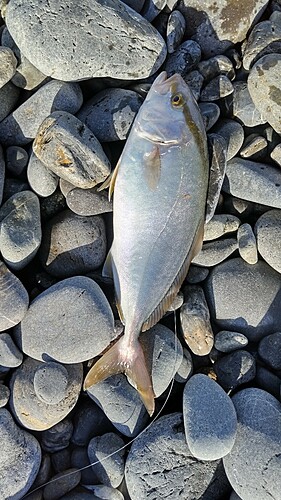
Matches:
[[84, 72, 209, 414]]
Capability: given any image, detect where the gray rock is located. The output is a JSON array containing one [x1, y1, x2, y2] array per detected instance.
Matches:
[[43, 468, 81, 500], [0, 408, 41, 499], [0, 46, 17, 87], [243, 13, 281, 70], [255, 366, 281, 399], [10, 357, 82, 431], [3, 178, 30, 202], [28, 452, 52, 492], [255, 209, 281, 272], [60, 178, 76, 197], [51, 448, 72, 473], [166, 10, 185, 53], [123, 0, 145, 11], [41, 419, 74, 453], [142, 0, 167, 22], [88, 433, 125, 487], [125, 412, 230, 499], [0, 260, 29, 331], [198, 102, 220, 131], [225, 81, 266, 127], [33, 111, 111, 189], [200, 75, 234, 101], [40, 190, 67, 221], [213, 119, 244, 160], [33, 362, 69, 404], [66, 186, 112, 216], [174, 348, 193, 383], [0, 145, 4, 206], [180, 285, 214, 355], [71, 400, 113, 447], [271, 143, 281, 166], [178, 0, 269, 57], [206, 133, 227, 223], [237, 223, 258, 264], [192, 238, 238, 267], [84, 485, 124, 500], [0, 384, 10, 407], [6, 145, 29, 177], [248, 53, 281, 134], [198, 55, 235, 81], [240, 134, 268, 160], [214, 331, 248, 353], [71, 446, 100, 485], [0, 190, 41, 270], [205, 258, 281, 341], [183, 374, 237, 460], [27, 151, 59, 197], [214, 350, 256, 391], [258, 332, 281, 370], [14, 276, 115, 364], [6, 0, 167, 81], [223, 157, 281, 208], [223, 388, 281, 500], [165, 40, 201, 77], [0, 332, 23, 368], [203, 214, 240, 241], [39, 210, 106, 277], [0, 80, 83, 146], [184, 70, 204, 100], [0, 80, 20, 122], [185, 264, 209, 284], [167, 290, 184, 312]]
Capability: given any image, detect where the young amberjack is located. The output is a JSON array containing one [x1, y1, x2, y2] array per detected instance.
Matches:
[[84, 71, 209, 415]]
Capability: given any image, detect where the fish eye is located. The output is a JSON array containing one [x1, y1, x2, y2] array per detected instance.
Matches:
[[171, 93, 184, 108]]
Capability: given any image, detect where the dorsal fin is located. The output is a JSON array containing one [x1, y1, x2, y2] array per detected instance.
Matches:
[[141, 220, 204, 332]]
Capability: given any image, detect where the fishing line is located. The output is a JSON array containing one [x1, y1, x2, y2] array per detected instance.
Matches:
[[23, 311, 179, 498]]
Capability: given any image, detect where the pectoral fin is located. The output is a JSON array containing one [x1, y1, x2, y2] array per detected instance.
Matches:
[[97, 158, 120, 201], [143, 145, 161, 191], [102, 249, 113, 279], [206, 133, 227, 223]]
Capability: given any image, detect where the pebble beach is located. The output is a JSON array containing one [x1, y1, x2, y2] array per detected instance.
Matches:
[[0, 0, 281, 499]]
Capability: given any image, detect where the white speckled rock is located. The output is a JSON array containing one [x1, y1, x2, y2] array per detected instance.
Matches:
[[5, 0, 167, 81], [0, 261, 29, 331], [255, 209, 281, 272]]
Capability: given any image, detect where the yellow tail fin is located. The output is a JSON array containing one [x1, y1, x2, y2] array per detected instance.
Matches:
[[83, 337, 155, 416]]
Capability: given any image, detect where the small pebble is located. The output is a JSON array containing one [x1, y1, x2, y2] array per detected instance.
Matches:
[[240, 134, 268, 160], [166, 290, 184, 311], [200, 75, 234, 101], [271, 143, 281, 167], [214, 350, 256, 391], [198, 55, 235, 81], [0, 46, 17, 87], [205, 133, 227, 223], [88, 432, 125, 488], [203, 214, 240, 241], [33, 362, 69, 405], [243, 13, 281, 70], [0, 384, 10, 407], [185, 265, 209, 284], [237, 223, 258, 264], [41, 419, 74, 453], [174, 348, 193, 383], [192, 238, 238, 267], [180, 285, 214, 355], [255, 209, 281, 272], [198, 102, 220, 131], [165, 40, 201, 77], [0, 332, 23, 367], [0, 260, 29, 331], [258, 332, 281, 370], [183, 374, 237, 460], [43, 468, 81, 500], [184, 70, 204, 100], [27, 151, 59, 198], [66, 186, 112, 216], [40, 190, 67, 221], [71, 446, 100, 485], [214, 331, 248, 353], [166, 10, 185, 53], [213, 119, 244, 160], [0, 81, 20, 122], [6, 145, 29, 177]]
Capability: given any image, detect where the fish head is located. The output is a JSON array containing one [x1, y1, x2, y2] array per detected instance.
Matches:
[[135, 71, 205, 146]]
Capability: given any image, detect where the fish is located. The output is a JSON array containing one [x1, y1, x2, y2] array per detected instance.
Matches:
[[84, 71, 209, 415]]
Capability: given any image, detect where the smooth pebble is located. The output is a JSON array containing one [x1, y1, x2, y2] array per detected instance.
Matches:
[[214, 331, 248, 353], [0, 332, 23, 368], [203, 214, 240, 241], [255, 209, 281, 272], [88, 433, 125, 488], [258, 332, 281, 370], [0, 46, 17, 87], [27, 151, 59, 197], [192, 238, 238, 267], [33, 362, 69, 405], [0, 260, 29, 331], [214, 350, 256, 391], [213, 119, 244, 160], [166, 10, 185, 53], [237, 223, 258, 264]]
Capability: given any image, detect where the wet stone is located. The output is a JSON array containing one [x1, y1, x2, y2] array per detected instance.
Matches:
[[27, 151, 59, 197], [33, 362, 69, 405], [237, 223, 258, 265], [200, 75, 234, 101], [0, 332, 23, 368], [258, 332, 281, 370], [185, 264, 209, 284], [214, 331, 249, 353], [203, 214, 240, 241], [33, 111, 111, 189], [0, 46, 17, 87], [0, 190, 41, 270], [0, 384, 10, 407], [165, 40, 201, 78], [88, 432, 125, 487], [166, 9, 185, 54], [198, 55, 235, 81], [43, 468, 81, 500], [255, 209, 281, 272], [39, 210, 107, 277], [183, 374, 237, 460], [215, 350, 256, 391], [6, 145, 29, 177], [180, 285, 214, 356], [0, 81, 20, 122], [243, 13, 281, 70], [213, 119, 244, 161], [0, 260, 29, 331], [41, 419, 74, 453], [77, 89, 143, 143], [192, 238, 238, 267], [184, 70, 204, 100], [198, 102, 220, 131], [66, 186, 113, 216], [225, 81, 266, 127]]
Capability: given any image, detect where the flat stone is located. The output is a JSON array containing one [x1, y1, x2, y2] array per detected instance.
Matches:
[[10, 357, 82, 431], [125, 412, 230, 499], [39, 210, 107, 277], [214, 331, 248, 353], [0, 384, 10, 407], [185, 264, 209, 284], [223, 157, 281, 208], [33, 111, 111, 189], [14, 276, 115, 363], [166, 10, 185, 53], [0, 46, 17, 88], [225, 81, 266, 127], [258, 332, 281, 370], [66, 186, 112, 216], [0, 190, 41, 270], [192, 238, 238, 267], [0, 260, 29, 331], [198, 102, 220, 131], [34, 362, 69, 404], [27, 151, 59, 197], [0, 81, 20, 122], [205, 258, 281, 341], [88, 433, 125, 488], [165, 40, 201, 77], [255, 209, 281, 272], [203, 214, 240, 241], [237, 223, 258, 264], [0, 80, 83, 146], [180, 285, 214, 355], [183, 374, 237, 460], [223, 388, 281, 500], [43, 469, 81, 500], [213, 119, 244, 160], [248, 53, 281, 134], [200, 75, 234, 101], [41, 419, 73, 453], [0, 332, 23, 368], [0, 408, 41, 499], [214, 350, 256, 391], [6, 0, 167, 80], [243, 13, 281, 70], [239, 134, 268, 160]]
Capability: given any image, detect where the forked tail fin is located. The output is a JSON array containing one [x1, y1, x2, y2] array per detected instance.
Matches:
[[83, 336, 155, 416]]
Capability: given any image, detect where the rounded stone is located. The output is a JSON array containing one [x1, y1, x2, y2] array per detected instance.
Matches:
[[214, 331, 248, 353], [5, 0, 166, 81], [243, 14, 281, 70], [214, 350, 256, 391], [0, 46, 17, 88], [43, 468, 81, 500], [0, 261, 29, 331], [200, 75, 234, 101], [10, 357, 83, 431], [225, 81, 266, 127], [0, 408, 41, 499], [255, 366, 281, 399], [255, 209, 281, 272], [198, 55, 235, 81], [33, 362, 69, 404], [125, 412, 230, 499], [14, 276, 115, 364], [41, 419, 73, 453], [27, 151, 59, 198], [258, 332, 281, 370], [6, 145, 29, 176], [183, 374, 237, 460], [166, 10, 185, 54], [192, 238, 238, 267], [198, 102, 220, 131], [77, 89, 143, 142], [237, 223, 258, 265], [203, 214, 240, 241], [0, 332, 23, 368], [0, 81, 20, 122], [213, 119, 244, 160], [223, 388, 281, 500], [88, 432, 125, 487], [66, 186, 113, 216], [174, 348, 193, 383], [184, 70, 204, 100], [239, 134, 268, 161], [39, 210, 107, 277], [71, 399, 113, 447], [165, 40, 201, 77], [0, 384, 10, 407], [205, 258, 281, 341]]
